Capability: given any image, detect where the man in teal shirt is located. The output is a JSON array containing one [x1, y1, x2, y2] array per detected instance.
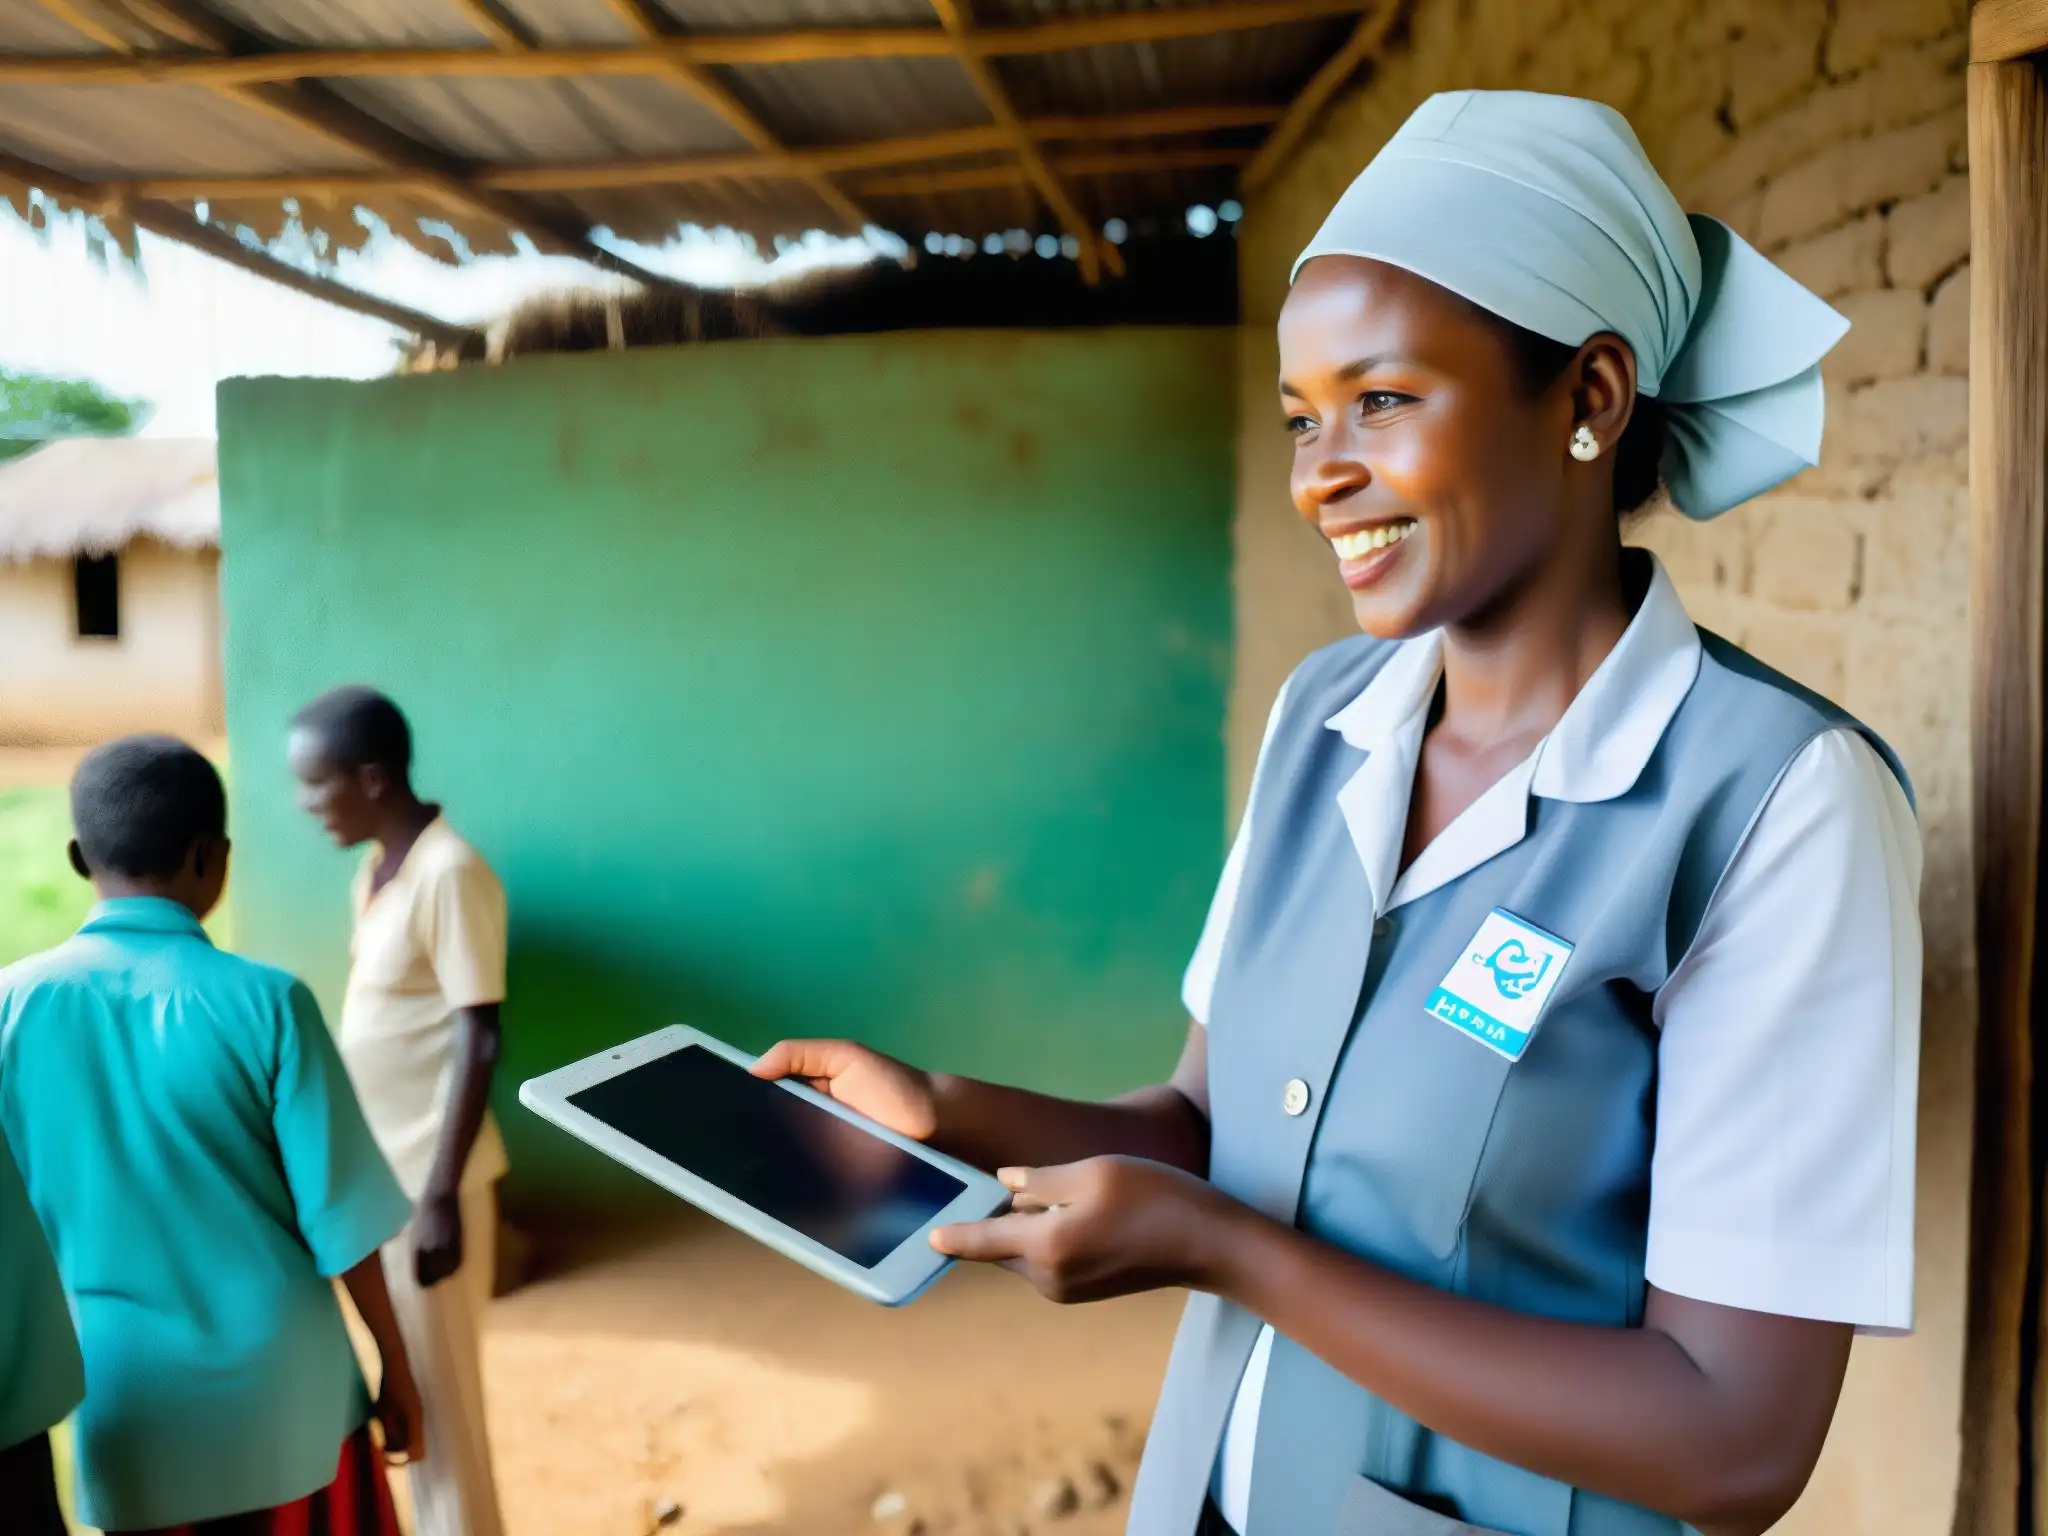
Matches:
[[0, 736, 425, 1534], [0, 1126, 82, 1536]]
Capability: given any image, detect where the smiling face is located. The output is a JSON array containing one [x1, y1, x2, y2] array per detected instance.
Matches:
[[1278, 256, 1598, 640]]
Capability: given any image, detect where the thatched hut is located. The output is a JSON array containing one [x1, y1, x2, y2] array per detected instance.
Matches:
[[0, 437, 223, 747]]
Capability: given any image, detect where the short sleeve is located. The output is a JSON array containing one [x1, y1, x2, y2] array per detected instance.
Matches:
[[1183, 677, 1291, 1025], [273, 982, 411, 1276], [423, 853, 508, 1010], [1646, 728, 1921, 1332]]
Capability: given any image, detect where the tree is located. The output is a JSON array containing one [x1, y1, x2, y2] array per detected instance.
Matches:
[[0, 370, 147, 462]]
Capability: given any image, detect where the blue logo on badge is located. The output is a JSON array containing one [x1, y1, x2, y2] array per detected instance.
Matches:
[[1475, 939, 1554, 1001], [1426, 909, 1576, 1062]]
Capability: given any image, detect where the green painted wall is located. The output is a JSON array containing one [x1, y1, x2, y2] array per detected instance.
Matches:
[[216, 329, 1234, 1209]]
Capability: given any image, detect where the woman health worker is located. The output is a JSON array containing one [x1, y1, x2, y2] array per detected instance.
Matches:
[[758, 90, 1920, 1536]]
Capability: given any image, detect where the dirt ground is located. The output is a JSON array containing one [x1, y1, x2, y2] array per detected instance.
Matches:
[[473, 1213, 1183, 1536], [3, 737, 1177, 1536]]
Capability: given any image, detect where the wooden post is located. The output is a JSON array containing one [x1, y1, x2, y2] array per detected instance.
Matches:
[[1961, 48, 2048, 1536]]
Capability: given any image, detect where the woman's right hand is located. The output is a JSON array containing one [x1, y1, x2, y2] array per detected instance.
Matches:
[[751, 1039, 942, 1143]]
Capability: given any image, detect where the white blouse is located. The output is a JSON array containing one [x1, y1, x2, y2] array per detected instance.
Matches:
[[1183, 558, 1921, 1531]]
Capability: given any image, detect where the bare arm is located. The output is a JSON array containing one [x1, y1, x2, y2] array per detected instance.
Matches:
[[940, 1155, 1849, 1536], [760, 1023, 1845, 1529], [423, 1003, 501, 1197], [1224, 1215, 1848, 1534], [339, 1252, 425, 1463], [925, 1022, 1211, 1174], [412, 1003, 501, 1288]]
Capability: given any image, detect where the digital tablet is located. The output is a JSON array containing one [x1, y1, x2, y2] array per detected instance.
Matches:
[[518, 1025, 1011, 1307]]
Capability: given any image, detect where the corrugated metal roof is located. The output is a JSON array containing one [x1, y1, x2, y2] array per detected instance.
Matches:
[[328, 76, 753, 163], [202, 0, 483, 48], [0, 84, 386, 177], [492, 0, 663, 46], [663, 0, 944, 28], [718, 56, 990, 148], [976, 0, 1211, 15], [0, 5, 111, 55], [0, 0, 1385, 313], [994, 19, 1358, 118]]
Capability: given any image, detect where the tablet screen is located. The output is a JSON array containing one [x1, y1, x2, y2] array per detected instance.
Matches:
[[567, 1044, 969, 1269]]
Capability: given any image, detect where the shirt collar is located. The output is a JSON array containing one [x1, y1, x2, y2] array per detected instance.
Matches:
[[78, 896, 214, 942], [1322, 551, 1702, 805], [1323, 627, 1443, 754]]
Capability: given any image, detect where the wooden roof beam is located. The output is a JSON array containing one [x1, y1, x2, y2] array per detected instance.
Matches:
[[0, 42, 956, 84], [977, 1, 1373, 57], [26, 0, 393, 160], [1973, 0, 2048, 63], [0, 146, 474, 343], [1030, 103, 1283, 140], [230, 82, 690, 286], [22, 1, 441, 204], [118, 0, 229, 49], [449, 0, 533, 52], [851, 144, 1253, 198], [118, 104, 1285, 200], [924, 0, 1114, 283], [25, 0, 690, 290], [138, 209, 478, 345], [28, 0, 136, 51], [590, 0, 872, 232], [0, 2, 1376, 83], [1242, 2, 1400, 192]]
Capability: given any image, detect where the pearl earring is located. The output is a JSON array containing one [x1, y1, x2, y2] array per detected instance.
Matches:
[[1569, 425, 1601, 462]]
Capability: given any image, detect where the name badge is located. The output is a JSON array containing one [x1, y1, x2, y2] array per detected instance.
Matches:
[[1424, 909, 1574, 1062]]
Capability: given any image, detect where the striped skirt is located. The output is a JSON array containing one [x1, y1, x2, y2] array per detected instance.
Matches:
[[112, 1425, 401, 1536]]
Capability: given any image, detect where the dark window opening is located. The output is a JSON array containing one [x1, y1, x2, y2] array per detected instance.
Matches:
[[74, 553, 120, 640]]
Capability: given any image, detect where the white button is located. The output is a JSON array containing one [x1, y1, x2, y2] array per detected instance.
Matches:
[[1282, 1078, 1311, 1117]]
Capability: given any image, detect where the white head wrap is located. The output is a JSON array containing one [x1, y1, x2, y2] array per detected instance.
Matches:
[[1291, 90, 1848, 519]]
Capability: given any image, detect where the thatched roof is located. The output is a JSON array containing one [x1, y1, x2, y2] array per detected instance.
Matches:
[[0, 0, 1403, 340], [475, 271, 780, 364], [0, 437, 218, 564], [401, 225, 1238, 368]]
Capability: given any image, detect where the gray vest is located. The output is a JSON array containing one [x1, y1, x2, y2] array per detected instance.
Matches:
[[1126, 626, 1909, 1536]]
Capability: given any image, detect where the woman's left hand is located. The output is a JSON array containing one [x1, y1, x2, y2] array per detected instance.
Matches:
[[932, 1156, 1245, 1303]]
